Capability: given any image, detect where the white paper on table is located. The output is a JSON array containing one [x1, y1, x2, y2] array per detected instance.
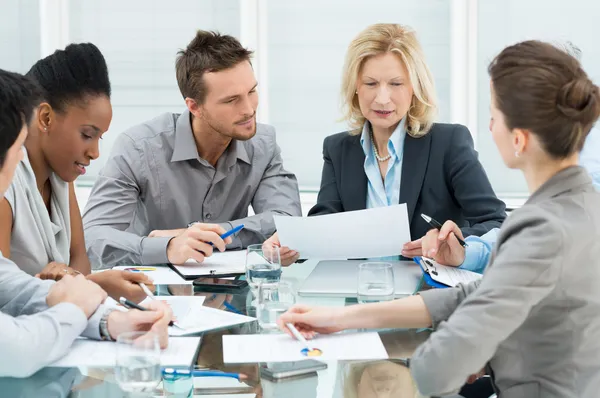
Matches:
[[222, 332, 388, 363], [112, 265, 192, 285], [172, 251, 247, 277], [49, 337, 201, 368], [274, 204, 411, 259], [155, 298, 255, 336]]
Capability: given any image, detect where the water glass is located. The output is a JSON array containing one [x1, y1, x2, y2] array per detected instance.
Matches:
[[115, 331, 161, 395], [357, 262, 395, 303], [246, 244, 282, 290], [258, 281, 296, 331]]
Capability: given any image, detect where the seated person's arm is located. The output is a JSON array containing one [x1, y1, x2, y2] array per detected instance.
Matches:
[[82, 133, 172, 268], [214, 140, 301, 250], [445, 126, 506, 236], [308, 136, 344, 217], [68, 183, 91, 275], [409, 211, 561, 397]]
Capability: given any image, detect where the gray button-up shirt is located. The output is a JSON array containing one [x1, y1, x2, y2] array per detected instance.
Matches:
[[82, 110, 301, 269]]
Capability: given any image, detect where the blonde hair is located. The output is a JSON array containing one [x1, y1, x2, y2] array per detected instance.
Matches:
[[341, 23, 437, 137]]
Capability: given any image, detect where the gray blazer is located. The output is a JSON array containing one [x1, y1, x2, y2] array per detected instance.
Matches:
[[410, 166, 600, 398], [0, 254, 105, 377]]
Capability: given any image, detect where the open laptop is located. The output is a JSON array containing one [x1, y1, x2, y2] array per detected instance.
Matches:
[[297, 260, 423, 298]]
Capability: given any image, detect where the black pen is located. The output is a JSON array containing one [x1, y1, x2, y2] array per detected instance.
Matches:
[[420, 213, 468, 248], [119, 297, 184, 330]]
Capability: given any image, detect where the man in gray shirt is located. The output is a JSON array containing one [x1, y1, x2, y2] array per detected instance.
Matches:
[[0, 69, 172, 377], [83, 30, 301, 268]]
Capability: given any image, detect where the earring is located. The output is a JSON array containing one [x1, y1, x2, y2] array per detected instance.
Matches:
[[514, 151, 520, 158], [43, 127, 48, 131]]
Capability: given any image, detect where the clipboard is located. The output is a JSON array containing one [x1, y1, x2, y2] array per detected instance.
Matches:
[[413, 256, 482, 288], [168, 250, 247, 280], [413, 257, 448, 288]]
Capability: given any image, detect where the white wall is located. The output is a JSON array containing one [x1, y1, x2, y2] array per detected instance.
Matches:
[[2, 0, 600, 198]]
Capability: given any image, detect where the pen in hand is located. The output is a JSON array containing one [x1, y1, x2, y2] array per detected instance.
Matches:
[[138, 282, 155, 299], [420, 213, 468, 248], [119, 297, 184, 330], [286, 323, 314, 351]]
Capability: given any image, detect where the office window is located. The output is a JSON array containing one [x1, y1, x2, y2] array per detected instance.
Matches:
[[67, 0, 241, 180], [0, 0, 41, 73], [266, 0, 451, 189], [477, 0, 600, 194]]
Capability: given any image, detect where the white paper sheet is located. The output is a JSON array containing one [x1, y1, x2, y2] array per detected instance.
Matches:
[[50, 337, 201, 368], [142, 296, 255, 336], [223, 332, 388, 363], [172, 250, 247, 277], [419, 257, 482, 287], [275, 204, 411, 259], [112, 265, 192, 285]]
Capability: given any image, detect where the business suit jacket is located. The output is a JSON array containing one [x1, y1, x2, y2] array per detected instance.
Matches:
[[308, 123, 506, 240], [411, 166, 600, 398]]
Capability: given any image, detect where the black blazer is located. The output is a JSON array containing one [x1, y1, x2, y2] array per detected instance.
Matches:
[[308, 123, 506, 240]]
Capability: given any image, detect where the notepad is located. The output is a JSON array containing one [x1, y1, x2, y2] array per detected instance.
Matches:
[[169, 251, 247, 280], [223, 332, 388, 363], [49, 337, 201, 368]]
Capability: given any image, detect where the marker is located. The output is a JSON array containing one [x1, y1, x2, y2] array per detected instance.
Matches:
[[119, 297, 184, 330], [420, 214, 468, 248]]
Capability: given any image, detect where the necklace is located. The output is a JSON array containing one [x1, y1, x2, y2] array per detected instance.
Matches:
[[370, 132, 391, 162]]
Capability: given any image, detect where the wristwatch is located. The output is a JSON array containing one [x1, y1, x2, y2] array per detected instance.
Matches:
[[99, 309, 115, 341]]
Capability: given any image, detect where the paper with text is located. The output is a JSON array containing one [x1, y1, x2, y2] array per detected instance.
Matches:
[[223, 332, 388, 363], [275, 204, 411, 259], [160, 297, 255, 336], [172, 250, 247, 277], [50, 337, 201, 368]]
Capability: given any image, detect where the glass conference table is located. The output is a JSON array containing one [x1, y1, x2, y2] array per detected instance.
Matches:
[[0, 259, 436, 398]]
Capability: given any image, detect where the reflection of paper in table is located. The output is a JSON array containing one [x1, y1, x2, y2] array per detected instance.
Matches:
[[275, 204, 411, 259], [223, 332, 388, 363], [49, 337, 201, 368]]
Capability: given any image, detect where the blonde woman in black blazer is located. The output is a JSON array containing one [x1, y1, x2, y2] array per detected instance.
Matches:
[[266, 23, 505, 265]]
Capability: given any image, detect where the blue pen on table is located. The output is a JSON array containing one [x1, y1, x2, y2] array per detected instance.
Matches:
[[420, 214, 468, 248], [162, 368, 246, 381], [119, 297, 184, 330]]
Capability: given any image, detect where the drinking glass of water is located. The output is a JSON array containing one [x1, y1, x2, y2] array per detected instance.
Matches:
[[246, 244, 282, 291], [115, 331, 161, 395], [357, 262, 395, 303], [258, 281, 296, 331]]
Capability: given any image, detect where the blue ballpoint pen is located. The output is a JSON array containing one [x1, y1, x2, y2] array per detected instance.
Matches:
[[210, 224, 244, 246]]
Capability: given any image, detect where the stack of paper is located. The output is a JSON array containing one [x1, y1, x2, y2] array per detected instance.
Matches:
[[274, 204, 411, 259], [223, 332, 388, 363], [50, 337, 201, 368], [113, 265, 192, 285]]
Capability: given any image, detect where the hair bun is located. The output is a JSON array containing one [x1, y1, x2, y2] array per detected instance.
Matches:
[[557, 77, 600, 123]]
